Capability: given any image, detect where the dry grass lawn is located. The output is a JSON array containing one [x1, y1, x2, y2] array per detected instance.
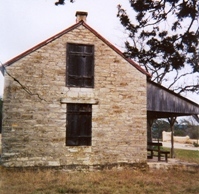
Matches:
[[0, 166, 199, 194], [0, 146, 198, 193]]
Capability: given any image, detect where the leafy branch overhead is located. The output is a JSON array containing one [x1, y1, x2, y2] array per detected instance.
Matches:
[[55, 0, 74, 6], [117, 0, 199, 94]]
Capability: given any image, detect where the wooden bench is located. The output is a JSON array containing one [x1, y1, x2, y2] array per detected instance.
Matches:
[[147, 142, 170, 162]]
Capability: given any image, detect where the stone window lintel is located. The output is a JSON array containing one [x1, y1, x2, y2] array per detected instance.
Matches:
[[60, 98, 99, 104]]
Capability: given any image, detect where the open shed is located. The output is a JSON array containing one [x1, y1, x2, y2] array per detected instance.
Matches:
[[147, 80, 199, 119], [147, 80, 199, 157]]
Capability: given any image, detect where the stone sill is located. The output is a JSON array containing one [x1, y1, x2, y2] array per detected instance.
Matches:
[[60, 98, 99, 104]]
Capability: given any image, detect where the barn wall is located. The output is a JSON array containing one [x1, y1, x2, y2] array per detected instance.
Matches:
[[1, 25, 147, 168]]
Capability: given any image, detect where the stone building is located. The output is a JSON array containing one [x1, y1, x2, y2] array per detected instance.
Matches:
[[1, 12, 150, 168]]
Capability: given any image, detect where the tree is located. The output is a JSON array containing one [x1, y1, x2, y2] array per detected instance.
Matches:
[[117, 0, 199, 94], [152, 119, 170, 139], [178, 117, 199, 139], [55, 0, 74, 6]]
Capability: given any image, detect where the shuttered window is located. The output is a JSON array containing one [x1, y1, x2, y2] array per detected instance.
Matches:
[[67, 43, 94, 88], [66, 104, 92, 146]]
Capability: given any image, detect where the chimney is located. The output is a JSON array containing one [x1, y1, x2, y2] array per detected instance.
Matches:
[[76, 11, 88, 23]]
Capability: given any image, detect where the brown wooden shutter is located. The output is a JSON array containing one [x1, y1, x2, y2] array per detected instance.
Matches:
[[67, 43, 94, 88], [66, 104, 92, 146]]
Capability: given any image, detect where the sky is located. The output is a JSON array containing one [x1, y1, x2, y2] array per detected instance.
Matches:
[[0, 0, 198, 104], [0, 0, 131, 95]]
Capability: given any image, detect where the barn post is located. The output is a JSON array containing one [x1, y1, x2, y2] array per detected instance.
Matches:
[[192, 115, 199, 146], [168, 117, 176, 158], [147, 119, 154, 143]]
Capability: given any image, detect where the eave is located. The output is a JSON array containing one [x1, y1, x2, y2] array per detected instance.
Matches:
[[147, 80, 199, 119], [3, 21, 151, 78]]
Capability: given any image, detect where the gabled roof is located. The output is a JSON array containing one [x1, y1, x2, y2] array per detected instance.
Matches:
[[3, 20, 150, 77]]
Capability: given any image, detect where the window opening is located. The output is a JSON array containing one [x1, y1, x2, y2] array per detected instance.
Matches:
[[67, 43, 94, 88], [66, 103, 92, 146]]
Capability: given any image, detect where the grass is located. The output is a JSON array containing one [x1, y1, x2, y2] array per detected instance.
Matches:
[[175, 149, 199, 163], [163, 148, 199, 164], [0, 167, 199, 194], [0, 166, 199, 194], [0, 149, 199, 194]]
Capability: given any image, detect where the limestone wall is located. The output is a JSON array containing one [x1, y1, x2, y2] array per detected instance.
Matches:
[[1, 24, 147, 168]]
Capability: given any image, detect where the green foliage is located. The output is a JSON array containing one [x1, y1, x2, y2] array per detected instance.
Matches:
[[193, 142, 199, 147], [117, 0, 199, 94], [174, 129, 186, 136], [189, 128, 199, 139], [152, 119, 170, 139], [152, 118, 199, 139], [177, 117, 199, 139]]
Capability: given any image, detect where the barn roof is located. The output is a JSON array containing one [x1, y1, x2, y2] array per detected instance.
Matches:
[[147, 80, 199, 119], [2, 20, 150, 77]]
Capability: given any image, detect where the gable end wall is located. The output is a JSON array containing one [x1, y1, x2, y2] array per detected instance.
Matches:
[[1, 25, 147, 168]]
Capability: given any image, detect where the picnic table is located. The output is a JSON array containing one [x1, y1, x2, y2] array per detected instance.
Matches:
[[147, 141, 170, 162]]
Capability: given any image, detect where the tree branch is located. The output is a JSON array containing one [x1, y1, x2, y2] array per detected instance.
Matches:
[[55, 0, 74, 6], [167, 71, 193, 89], [142, 4, 174, 28], [174, 84, 199, 94]]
